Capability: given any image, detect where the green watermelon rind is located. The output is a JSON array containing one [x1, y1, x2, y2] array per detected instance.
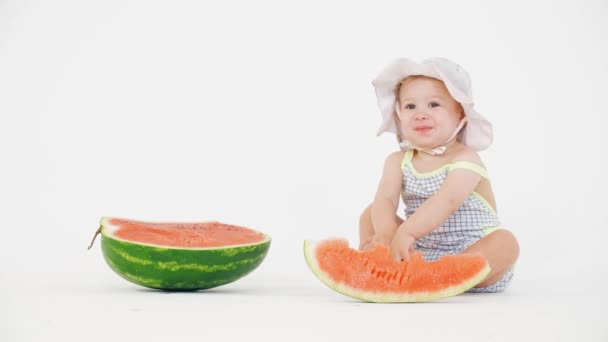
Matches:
[[303, 240, 491, 303], [100, 217, 271, 291]]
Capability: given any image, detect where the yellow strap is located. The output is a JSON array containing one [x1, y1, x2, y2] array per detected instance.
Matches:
[[483, 226, 502, 235], [406, 149, 414, 161], [448, 161, 489, 180], [401, 149, 414, 170]]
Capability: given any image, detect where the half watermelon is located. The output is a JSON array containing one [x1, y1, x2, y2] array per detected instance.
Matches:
[[304, 239, 490, 302], [90, 217, 271, 291]]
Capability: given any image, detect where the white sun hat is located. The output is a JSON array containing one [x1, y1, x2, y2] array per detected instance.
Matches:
[[372, 57, 493, 151]]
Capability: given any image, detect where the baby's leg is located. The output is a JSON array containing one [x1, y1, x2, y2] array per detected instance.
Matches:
[[358, 203, 403, 250], [463, 229, 519, 288], [359, 204, 375, 249]]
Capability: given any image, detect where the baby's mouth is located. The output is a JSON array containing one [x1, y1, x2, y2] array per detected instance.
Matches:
[[414, 126, 433, 133]]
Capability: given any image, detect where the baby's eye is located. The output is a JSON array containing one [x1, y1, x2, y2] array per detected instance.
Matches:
[[404, 104, 416, 110], [429, 102, 440, 108]]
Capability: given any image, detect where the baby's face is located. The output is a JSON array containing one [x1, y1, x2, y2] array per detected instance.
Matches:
[[396, 76, 464, 149]]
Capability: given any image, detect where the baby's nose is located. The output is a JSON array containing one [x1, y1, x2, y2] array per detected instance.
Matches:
[[415, 112, 429, 120]]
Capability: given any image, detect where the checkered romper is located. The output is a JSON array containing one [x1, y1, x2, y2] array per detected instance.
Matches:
[[401, 149, 514, 293]]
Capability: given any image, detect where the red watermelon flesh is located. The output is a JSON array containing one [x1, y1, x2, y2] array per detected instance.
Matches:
[[304, 239, 490, 302], [110, 218, 266, 248]]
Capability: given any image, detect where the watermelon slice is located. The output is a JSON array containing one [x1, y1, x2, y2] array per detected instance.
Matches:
[[304, 239, 490, 302], [89, 217, 271, 291]]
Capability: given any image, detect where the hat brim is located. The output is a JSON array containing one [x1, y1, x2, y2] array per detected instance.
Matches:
[[461, 104, 493, 151]]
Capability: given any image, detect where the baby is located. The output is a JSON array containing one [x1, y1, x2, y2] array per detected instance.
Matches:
[[359, 57, 519, 292]]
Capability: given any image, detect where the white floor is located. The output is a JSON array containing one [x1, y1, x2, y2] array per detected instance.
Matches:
[[3, 266, 606, 342]]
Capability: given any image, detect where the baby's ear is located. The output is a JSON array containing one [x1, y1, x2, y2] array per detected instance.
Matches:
[[393, 115, 405, 141], [458, 105, 466, 119], [393, 112, 402, 127]]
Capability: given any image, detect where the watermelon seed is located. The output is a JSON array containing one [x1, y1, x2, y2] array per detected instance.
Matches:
[[87, 225, 102, 250]]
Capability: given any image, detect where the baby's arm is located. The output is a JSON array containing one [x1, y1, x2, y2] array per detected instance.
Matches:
[[390, 150, 485, 259], [370, 151, 404, 245]]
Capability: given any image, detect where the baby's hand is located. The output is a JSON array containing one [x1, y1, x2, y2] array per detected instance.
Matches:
[[390, 230, 416, 261]]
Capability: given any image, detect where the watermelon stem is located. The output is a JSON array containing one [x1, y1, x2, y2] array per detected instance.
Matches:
[[88, 226, 102, 250]]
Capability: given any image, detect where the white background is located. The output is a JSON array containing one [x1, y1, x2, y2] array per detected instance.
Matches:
[[1, 0, 607, 341]]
